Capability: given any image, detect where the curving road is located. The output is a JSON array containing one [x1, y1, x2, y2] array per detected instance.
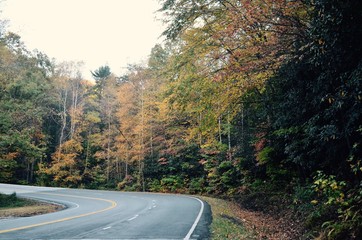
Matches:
[[0, 184, 210, 240]]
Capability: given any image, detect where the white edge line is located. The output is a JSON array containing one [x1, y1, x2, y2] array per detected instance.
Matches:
[[19, 196, 80, 211], [184, 197, 204, 240], [127, 214, 139, 221]]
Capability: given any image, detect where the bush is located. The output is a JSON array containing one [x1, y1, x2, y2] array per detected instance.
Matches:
[[188, 178, 205, 194], [160, 176, 184, 192], [148, 179, 162, 192], [0, 192, 28, 208], [303, 172, 362, 239], [117, 175, 134, 190]]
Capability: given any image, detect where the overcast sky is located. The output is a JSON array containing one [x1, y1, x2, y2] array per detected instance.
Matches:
[[1, 0, 165, 80]]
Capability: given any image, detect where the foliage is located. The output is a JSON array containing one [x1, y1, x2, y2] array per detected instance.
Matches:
[[91, 65, 111, 97], [0, 192, 30, 208], [1, 1, 362, 238], [313, 171, 347, 206], [0, 33, 53, 184]]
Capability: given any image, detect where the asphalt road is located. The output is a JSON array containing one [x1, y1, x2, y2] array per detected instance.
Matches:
[[0, 184, 211, 240]]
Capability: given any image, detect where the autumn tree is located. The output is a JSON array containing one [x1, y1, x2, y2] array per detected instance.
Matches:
[[39, 62, 89, 187], [89, 67, 121, 186], [0, 33, 54, 183]]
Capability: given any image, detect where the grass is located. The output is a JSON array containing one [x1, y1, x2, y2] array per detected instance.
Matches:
[[0, 192, 31, 209], [200, 196, 257, 240], [0, 192, 63, 218]]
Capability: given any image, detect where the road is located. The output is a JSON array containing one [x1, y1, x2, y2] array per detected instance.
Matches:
[[0, 184, 211, 240]]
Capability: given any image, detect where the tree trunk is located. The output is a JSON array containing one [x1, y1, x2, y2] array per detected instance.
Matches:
[[218, 116, 222, 144], [58, 89, 68, 161], [227, 112, 231, 151], [70, 78, 79, 139]]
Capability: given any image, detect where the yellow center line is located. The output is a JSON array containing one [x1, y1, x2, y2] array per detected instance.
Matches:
[[0, 192, 118, 234]]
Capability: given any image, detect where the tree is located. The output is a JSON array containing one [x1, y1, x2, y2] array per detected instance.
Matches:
[[90, 66, 121, 186], [91, 65, 111, 97], [0, 33, 54, 183]]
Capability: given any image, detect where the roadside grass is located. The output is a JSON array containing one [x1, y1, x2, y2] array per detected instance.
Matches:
[[0, 192, 63, 218], [0, 192, 30, 209], [200, 196, 257, 240]]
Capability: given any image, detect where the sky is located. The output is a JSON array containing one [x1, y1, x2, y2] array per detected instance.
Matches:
[[0, 0, 165, 80]]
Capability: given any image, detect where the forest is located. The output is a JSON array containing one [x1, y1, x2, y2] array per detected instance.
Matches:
[[1, 0, 361, 239]]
